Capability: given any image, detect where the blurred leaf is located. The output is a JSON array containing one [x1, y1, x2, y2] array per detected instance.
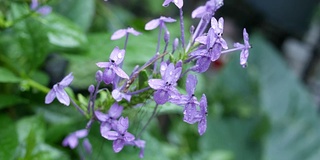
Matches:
[[0, 67, 21, 83], [199, 118, 261, 160], [44, 13, 87, 50], [249, 32, 320, 160], [53, 0, 95, 31], [0, 115, 18, 160], [0, 94, 27, 110]]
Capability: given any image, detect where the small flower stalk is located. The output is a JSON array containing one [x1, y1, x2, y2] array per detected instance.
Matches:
[[44, 0, 251, 158]]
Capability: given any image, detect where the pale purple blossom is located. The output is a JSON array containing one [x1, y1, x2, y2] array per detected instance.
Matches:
[[96, 47, 129, 84], [145, 16, 176, 30], [148, 62, 181, 104], [103, 117, 135, 153], [234, 28, 251, 67], [162, 0, 184, 8], [45, 73, 73, 106], [111, 27, 141, 40], [182, 75, 200, 124], [112, 88, 131, 102], [62, 129, 88, 149]]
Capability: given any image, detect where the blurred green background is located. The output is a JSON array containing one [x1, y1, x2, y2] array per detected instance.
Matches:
[[1, 0, 320, 159]]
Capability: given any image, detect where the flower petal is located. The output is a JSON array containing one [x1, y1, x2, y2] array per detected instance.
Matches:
[[186, 74, 197, 96], [154, 90, 169, 104], [124, 131, 135, 142], [113, 139, 125, 153], [100, 122, 112, 137], [55, 86, 70, 106], [96, 62, 111, 68], [162, 0, 172, 7], [75, 129, 88, 138], [45, 89, 56, 104], [198, 118, 207, 135], [117, 117, 129, 134], [145, 19, 160, 30], [127, 27, 141, 36], [110, 47, 125, 65], [113, 67, 129, 79], [103, 68, 115, 84], [62, 135, 78, 149], [95, 110, 109, 122], [111, 29, 127, 40], [148, 79, 165, 90], [59, 73, 74, 87], [191, 6, 206, 18], [173, 0, 183, 8], [108, 103, 123, 119], [102, 131, 119, 140]]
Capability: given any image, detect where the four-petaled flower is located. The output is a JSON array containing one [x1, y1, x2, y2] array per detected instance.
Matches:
[[103, 117, 135, 153], [145, 16, 176, 30], [162, 0, 183, 9], [96, 46, 129, 84], [95, 103, 124, 135], [62, 129, 88, 149], [45, 73, 73, 106], [234, 28, 251, 68], [111, 27, 141, 40], [148, 62, 182, 104]]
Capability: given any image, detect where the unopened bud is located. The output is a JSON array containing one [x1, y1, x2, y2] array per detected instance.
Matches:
[[190, 25, 195, 35], [164, 31, 170, 44], [95, 70, 103, 82], [88, 85, 95, 93], [172, 38, 179, 53], [175, 60, 183, 68]]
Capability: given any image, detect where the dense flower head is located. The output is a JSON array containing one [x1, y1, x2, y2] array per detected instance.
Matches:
[[148, 62, 182, 104], [96, 46, 129, 84], [45, 73, 73, 106]]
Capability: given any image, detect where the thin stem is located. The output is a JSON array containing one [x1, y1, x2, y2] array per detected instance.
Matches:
[[127, 87, 151, 95], [91, 81, 101, 117], [26, 78, 50, 93], [179, 8, 185, 50], [221, 47, 243, 54], [70, 98, 86, 116], [124, 33, 129, 50], [156, 24, 163, 53], [137, 104, 159, 138]]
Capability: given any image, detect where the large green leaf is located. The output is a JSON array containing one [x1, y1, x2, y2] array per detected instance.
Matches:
[[0, 115, 18, 160], [52, 0, 95, 31], [250, 33, 320, 160]]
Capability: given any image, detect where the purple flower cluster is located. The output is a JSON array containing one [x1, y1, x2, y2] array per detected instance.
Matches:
[[44, 0, 251, 158]]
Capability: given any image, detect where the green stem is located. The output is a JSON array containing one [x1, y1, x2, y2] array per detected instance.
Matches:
[[26, 78, 50, 93]]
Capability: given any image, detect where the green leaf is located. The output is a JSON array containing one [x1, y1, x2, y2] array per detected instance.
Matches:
[[43, 13, 87, 50], [53, 0, 95, 31], [0, 67, 21, 83], [249, 33, 320, 160], [199, 118, 261, 160], [0, 115, 19, 160], [0, 94, 27, 110]]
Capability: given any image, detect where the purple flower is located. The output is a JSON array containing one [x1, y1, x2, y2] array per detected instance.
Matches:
[[111, 27, 141, 40], [30, 0, 52, 15], [103, 117, 135, 153], [126, 139, 146, 158], [145, 16, 176, 30], [182, 75, 200, 124], [62, 129, 88, 149], [162, 0, 184, 8], [197, 94, 208, 135], [191, 0, 223, 18], [148, 62, 181, 104], [45, 73, 73, 106], [112, 88, 131, 102], [95, 103, 124, 134], [96, 47, 129, 84], [233, 28, 251, 68]]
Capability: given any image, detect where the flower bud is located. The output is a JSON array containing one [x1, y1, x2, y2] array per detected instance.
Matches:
[[172, 38, 179, 53], [190, 25, 195, 35], [164, 31, 170, 44], [88, 85, 95, 93], [95, 70, 103, 82]]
